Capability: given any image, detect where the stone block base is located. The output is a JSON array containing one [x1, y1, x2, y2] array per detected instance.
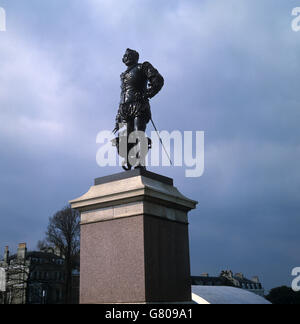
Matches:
[[70, 169, 197, 304]]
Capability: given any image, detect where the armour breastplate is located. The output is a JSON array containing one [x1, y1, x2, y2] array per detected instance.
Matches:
[[120, 64, 148, 104]]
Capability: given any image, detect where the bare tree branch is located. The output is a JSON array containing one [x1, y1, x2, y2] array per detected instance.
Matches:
[[43, 205, 80, 304]]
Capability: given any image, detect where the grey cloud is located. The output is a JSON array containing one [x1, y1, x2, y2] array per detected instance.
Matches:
[[0, 0, 299, 290]]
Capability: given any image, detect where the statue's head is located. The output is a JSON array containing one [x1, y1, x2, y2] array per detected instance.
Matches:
[[122, 48, 139, 66]]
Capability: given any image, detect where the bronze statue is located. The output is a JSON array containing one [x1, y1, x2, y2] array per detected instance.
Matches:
[[113, 49, 164, 171]]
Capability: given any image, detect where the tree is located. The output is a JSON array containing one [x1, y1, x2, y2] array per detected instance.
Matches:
[[41, 205, 80, 304], [266, 286, 300, 304]]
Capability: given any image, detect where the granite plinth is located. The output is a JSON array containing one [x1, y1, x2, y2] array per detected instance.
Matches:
[[94, 169, 173, 186], [70, 171, 198, 304]]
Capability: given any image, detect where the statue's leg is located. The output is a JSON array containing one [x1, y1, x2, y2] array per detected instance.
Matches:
[[134, 116, 147, 132], [133, 117, 147, 169], [122, 120, 134, 171]]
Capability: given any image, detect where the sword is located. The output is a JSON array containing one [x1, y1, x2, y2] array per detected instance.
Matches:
[[150, 118, 173, 166]]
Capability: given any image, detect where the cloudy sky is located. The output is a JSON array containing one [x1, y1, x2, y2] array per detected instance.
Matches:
[[0, 0, 299, 291]]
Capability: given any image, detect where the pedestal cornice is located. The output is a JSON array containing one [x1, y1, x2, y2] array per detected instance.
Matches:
[[70, 172, 198, 214]]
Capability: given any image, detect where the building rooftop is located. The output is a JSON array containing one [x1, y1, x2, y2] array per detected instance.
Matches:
[[192, 286, 270, 304]]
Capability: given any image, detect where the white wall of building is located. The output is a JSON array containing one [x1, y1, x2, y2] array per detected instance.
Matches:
[[0, 268, 6, 292]]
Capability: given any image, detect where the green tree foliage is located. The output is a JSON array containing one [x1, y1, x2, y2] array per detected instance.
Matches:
[[266, 286, 300, 304]]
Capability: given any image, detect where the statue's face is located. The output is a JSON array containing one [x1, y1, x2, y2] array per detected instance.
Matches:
[[122, 50, 138, 67]]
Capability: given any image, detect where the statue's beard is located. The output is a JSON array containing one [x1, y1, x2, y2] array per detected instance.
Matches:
[[123, 57, 137, 66], [124, 60, 132, 66]]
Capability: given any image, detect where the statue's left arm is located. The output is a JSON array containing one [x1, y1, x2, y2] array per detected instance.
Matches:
[[142, 62, 164, 99]]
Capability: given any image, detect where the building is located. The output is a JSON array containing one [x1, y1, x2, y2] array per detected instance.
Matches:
[[191, 270, 265, 297], [192, 286, 270, 304], [0, 244, 30, 304], [0, 243, 79, 304]]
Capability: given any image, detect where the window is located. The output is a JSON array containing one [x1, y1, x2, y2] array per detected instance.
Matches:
[[56, 289, 61, 302]]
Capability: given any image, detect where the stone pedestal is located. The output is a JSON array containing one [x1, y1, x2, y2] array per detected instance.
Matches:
[[70, 169, 198, 304]]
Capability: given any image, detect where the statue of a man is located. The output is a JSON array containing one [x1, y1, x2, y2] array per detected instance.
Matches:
[[113, 49, 164, 170]]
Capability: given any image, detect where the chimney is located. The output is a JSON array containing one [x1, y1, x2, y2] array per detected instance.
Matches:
[[17, 243, 27, 261], [201, 273, 209, 277], [54, 246, 62, 257], [252, 276, 260, 283], [235, 273, 244, 280], [3, 246, 9, 264]]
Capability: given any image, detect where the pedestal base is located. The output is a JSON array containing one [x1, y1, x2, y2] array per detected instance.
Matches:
[[70, 169, 197, 304]]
